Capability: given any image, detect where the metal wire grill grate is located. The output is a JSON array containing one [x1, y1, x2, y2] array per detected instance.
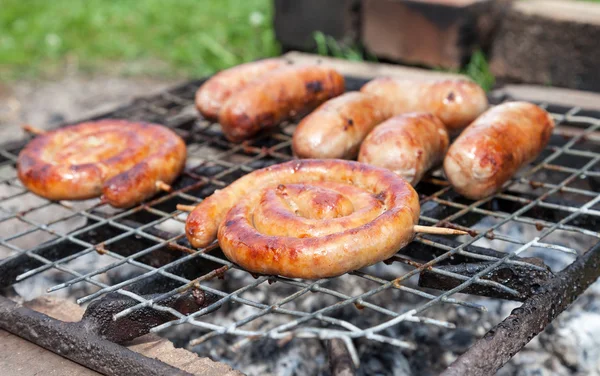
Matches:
[[1, 77, 600, 360]]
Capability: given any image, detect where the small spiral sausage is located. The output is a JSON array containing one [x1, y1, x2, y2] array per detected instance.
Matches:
[[292, 92, 391, 159], [358, 113, 449, 186], [444, 102, 555, 200], [195, 58, 287, 120], [185, 159, 420, 279], [17, 120, 187, 208], [361, 78, 488, 133], [219, 65, 345, 143]]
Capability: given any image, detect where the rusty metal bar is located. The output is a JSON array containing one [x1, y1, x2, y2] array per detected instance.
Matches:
[[0, 295, 193, 376], [443, 241, 600, 376]]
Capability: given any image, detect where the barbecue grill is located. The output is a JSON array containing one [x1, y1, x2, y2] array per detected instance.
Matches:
[[1, 74, 599, 376]]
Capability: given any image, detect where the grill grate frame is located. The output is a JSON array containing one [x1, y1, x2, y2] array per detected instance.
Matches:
[[1, 77, 599, 368]]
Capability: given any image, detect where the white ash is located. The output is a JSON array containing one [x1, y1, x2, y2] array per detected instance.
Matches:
[[539, 311, 600, 374]]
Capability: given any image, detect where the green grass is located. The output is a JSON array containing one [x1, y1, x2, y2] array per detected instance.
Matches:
[[462, 50, 495, 92], [0, 0, 280, 80], [313, 31, 377, 62], [0, 0, 495, 90]]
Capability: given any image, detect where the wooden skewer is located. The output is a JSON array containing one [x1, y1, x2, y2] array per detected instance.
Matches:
[[156, 181, 172, 192], [22, 124, 47, 136], [177, 204, 196, 212], [174, 205, 469, 237], [413, 225, 469, 236]]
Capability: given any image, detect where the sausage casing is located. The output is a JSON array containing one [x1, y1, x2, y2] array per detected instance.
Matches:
[[292, 92, 391, 159], [361, 78, 488, 133], [443, 102, 555, 200], [358, 113, 449, 186], [219, 65, 345, 143], [17, 120, 187, 208], [195, 58, 287, 120], [185, 159, 419, 279]]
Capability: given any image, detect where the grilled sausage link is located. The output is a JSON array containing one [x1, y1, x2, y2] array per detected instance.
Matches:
[[358, 113, 449, 186], [185, 159, 419, 279], [18, 120, 187, 208], [292, 92, 391, 159], [444, 102, 555, 200], [219, 65, 345, 143], [361, 78, 488, 133], [195, 58, 287, 120]]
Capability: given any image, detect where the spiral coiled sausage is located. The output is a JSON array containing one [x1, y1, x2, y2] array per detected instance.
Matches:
[[18, 120, 187, 208], [185, 159, 420, 279]]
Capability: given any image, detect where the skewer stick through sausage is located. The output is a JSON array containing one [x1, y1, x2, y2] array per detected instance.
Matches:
[[184, 159, 465, 279], [17, 120, 187, 208], [21, 124, 47, 136]]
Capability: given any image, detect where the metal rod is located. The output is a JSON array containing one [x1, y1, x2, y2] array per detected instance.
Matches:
[[0, 295, 194, 376], [442, 241, 600, 376]]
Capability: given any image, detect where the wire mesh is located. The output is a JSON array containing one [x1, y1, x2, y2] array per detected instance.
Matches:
[[1, 77, 599, 355]]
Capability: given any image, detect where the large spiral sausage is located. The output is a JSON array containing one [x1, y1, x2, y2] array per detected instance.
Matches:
[[17, 120, 187, 208], [361, 78, 488, 133], [185, 159, 420, 279], [292, 92, 391, 159], [444, 102, 555, 200], [219, 65, 345, 143], [358, 113, 449, 186], [195, 59, 287, 120]]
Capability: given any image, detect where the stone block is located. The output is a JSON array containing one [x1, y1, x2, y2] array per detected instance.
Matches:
[[362, 0, 502, 69], [490, 0, 600, 91], [273, 0, 361, 51]]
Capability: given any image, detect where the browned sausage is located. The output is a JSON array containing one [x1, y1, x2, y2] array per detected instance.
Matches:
[[195, 59, 287, 119], [292, 92, 391, 159], [219, 65, 345, 143], [358, 113, 449, 185], [361, 78, 488, 133], [444, 102, 555, 200], [185, 159, 419, 279], [17, 120, 187, 208]]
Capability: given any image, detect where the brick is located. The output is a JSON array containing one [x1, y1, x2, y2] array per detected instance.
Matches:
[[490, 0, 600, 91], [362, 0, 501, 69], [273, 0, 360, 51]]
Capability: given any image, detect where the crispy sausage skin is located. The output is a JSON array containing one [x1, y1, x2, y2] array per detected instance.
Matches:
[[185, 159, 419, 279], [361, 78, 488, 133], [17, 120, 187, 208], [195, 58, 287, 120], [358, 113, 449, 186], [292, 92, 391, 159], [444, 102, 555, 200], [219, 65, 345, 143]]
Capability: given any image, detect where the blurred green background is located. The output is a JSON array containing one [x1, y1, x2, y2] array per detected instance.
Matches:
[[0, 0, 495, 89], [0, 0, 279, 80]]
